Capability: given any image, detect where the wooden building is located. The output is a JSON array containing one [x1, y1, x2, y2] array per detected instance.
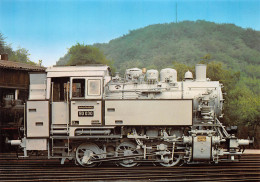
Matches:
[[0, 59, 45, 100], [0, 56, 45, 152]]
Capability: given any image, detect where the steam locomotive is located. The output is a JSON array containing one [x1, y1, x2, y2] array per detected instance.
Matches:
[[9, 64, 252, 167]]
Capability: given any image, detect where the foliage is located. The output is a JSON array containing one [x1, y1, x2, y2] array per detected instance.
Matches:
[[0, 33, 5, 53], [206, 61, 240, 92], [56, 53, 70, 65], [201, 62, 259, 130], [172, 62, 194, 81], [8, 47, 31, 63], [90, 20, 260, 75], [0, 32, 35, 65], [57, 20, 260, 75], [59, 43, 115, 73], [67, 43, 107, 65], [225, 86, 260, 126]]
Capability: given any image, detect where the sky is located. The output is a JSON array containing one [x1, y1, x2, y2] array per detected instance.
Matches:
[[0, 0, 260, 67]]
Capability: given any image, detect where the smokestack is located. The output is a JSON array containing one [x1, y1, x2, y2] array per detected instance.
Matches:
[[0, 54, 8, 60], [195, 64, 207, 81]]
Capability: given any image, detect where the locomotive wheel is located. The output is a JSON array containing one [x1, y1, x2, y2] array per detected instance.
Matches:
[[159, 153, 181, 167], [76, 143, 102, 167], [116, 142, 142, 167]]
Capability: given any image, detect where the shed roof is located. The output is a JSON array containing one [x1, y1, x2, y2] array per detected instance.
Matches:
[[0, 60, 46, 71]]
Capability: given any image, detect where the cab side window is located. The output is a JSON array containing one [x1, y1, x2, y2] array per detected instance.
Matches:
[[72, 79, 85, 98], [88, 79, 101, 96]]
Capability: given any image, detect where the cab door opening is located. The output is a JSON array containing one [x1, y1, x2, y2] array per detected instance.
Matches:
[[51, 77, 70, 135]]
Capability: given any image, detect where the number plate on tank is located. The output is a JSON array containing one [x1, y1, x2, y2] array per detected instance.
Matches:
[[78, 111, 94, 117], [197, 136, 206, 142]]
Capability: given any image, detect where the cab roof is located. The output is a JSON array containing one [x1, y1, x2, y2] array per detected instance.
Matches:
[[46, 65, 111, 78]]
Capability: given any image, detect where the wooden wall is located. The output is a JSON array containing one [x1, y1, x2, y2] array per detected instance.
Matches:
[[0, 69, 29, 89]]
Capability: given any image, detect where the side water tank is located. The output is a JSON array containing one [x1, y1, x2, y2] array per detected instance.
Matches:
[[160, 68, 177, 82], [146, 69, 159, 82]]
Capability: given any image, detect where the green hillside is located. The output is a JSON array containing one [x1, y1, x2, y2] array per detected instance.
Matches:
[[92, 20, 260, 75], [57, 20, 260, 77], [56, 21, 260, 147]]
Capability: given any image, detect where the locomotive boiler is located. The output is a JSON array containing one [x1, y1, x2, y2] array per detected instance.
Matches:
[[9, 64, 252, 167]]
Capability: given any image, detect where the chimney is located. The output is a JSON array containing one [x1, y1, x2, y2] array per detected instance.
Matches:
[[195, 64, 207, 81], [0, 54, 8, 60]]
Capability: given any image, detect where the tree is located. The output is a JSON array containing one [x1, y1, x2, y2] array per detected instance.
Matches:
[[226, 86, 259, 126], [8, 47, 31, 63], [206, 61, 240, 92], [0, 32, 35, 64], [0, 33, 6, 54], [66, 43, 115, 73], [67, 43, 112, 66], [200, 53, 211, 64], [56, 53, 71, 65], [172, 62, 194, 81], [225, 85, 260, 146]]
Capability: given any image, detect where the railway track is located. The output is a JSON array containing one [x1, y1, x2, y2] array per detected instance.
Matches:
[[0, 153, 259, 181]]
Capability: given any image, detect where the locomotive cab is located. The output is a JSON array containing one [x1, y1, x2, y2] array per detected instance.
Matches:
[[48, 66, 111, 135], [20, 66, 111, 152], [50, 76, 104, 127]]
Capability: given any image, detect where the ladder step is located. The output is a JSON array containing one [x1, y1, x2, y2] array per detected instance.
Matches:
[[51, 137, 70, 157]]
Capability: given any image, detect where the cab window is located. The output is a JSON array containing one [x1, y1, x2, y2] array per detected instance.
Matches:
[[72, 79, 85, 98], [88, 79, 101, 96]]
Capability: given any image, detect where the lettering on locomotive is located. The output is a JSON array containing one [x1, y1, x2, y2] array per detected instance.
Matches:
[[78, 111, 94, 117]]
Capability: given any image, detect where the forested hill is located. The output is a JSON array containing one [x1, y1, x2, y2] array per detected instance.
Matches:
[[55, 20, 260, 146], [91, 20, 260, 75]]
